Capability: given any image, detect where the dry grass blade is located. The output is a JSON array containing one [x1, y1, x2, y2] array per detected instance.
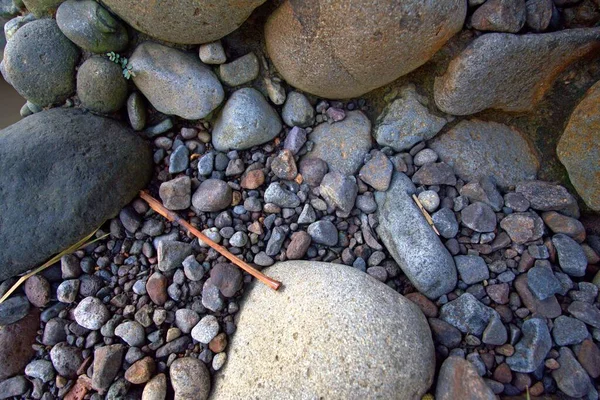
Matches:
[[139, 190, 282, 291], [412, 194, 441, 236], [0, 229, 109, 304]]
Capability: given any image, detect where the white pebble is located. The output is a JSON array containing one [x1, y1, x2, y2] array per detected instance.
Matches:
[[418, 190, 440, 213], [191, 315, 220, 344], [212, 352, 227, 371], [413, 148, 438, 166]]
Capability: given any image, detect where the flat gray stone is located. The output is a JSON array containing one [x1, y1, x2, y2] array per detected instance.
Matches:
[[429, 120, 539, 189], [439, 293, 496, 336], [130, 41, 224, 120], [506, 318, 552, 373], [552, 233, 587, 277], [552, 347, 592, 398], [212, 88, 282, 151], [375, 172, 457, 299], [212, 261, 435, 400], [454, 255, 489, 285]]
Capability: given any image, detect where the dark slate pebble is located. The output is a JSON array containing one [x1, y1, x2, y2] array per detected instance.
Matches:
[[454, 255, 489, 285], [299, 158, 328, 187], [461, 202, 497, 233], [552, 233, 587, 277], [412, 162, 456, 186], [432, 208, 459, 239], [209, 263, 243, 298], [429, 318, 462, 348], [169, 145, 189, 174], [0, 376, 30, 398], [307, 220, 338, 246], [283, 126, 307, 155]]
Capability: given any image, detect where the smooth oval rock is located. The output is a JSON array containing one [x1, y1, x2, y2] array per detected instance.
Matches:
[[130, 41, 224, 120], [191, 179, 232, 212], [170, 357, 210, 400], [0, 108, 151, 281], [101, 0, 266, 45], [212, 261, 435, 399], [265, 0, 467, 98], [56, 0, 128, 53], [429, 119, 539, 189], [1, 19, 79, 106], [211, 87, 282, 151], [557, 80, 600, 211], [303, 110, 372, 175], [77, 57, 128, 113], [375, 172, 457, 299], [434, 28, 600, 115]]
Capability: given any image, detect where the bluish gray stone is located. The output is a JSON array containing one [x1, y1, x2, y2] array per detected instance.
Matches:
[[169, 145, 189, 174], [454, 255, 489, 285], [568, 301, 600, 329], [374, 84, 447, 152], [461, 202, 497, 233], [552, 233, 587, 277], [282, 91, 314, 128], [482, 314, 507, 345], [157, 241, 192, 272], [506, 318, 551, 373], [439, 293, 495, 336], [307, 221, 338, 246], [218, 52, 259, 87], [552, 347, 592, 398], [0, 295, 30, 325], [266, 227, 287, 256], [198, 152, 214, 176], [375, 172, 457, 299], [212, 88, 282, 151], [283, 127, 308, 155], [432, 208, 459, 239], [319, 172, 358, 213], [552, 315, 589, 346], [264, 183, 300, 208], [527, 265, 561, 300]]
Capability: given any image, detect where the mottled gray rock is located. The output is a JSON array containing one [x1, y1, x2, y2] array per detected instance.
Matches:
[[319, 172, 358, 213], [1, 19, 78, 106], [375, 173, 457, 299], [0, 376, 29, 398], [471, 0, 526, 32], [374, 84, 447, 151], [212, 88, 282, 151], [92, 344, 125, 393], [50, 342, 83, 379], [412, 162, 456, 186], [0, 109, 151, 281], [263, 183, 300, 208], [170, 357, 211, 400], [516, 180, 579, 216], [461, 202, 497, 233], [506, 318, 552, 373], [552, 347, 592, 398], [115, 321, 145, 347], [307, 220, 338, 246], [432, 208, 459, 239], [191, 315, 219, 344], [157, 241, 193, 272], [568, 301, 600, 328], [482, 314, 507, 345], [56, 0, 128, 53], [0, 296, 29, 325], [459, 177, 503, 212], [101, 0, 265, 44], [552, 315, 589, 346], [429, 120, 539, 189], [219, 52, 259, 86], [436, 357, 496, 400], [455, 255, 489, 285], [130, 41, 224, 120], [25, 359, 55, 383], [159, 176, 191, 211], [500, 212, 544, 244], [552, 233, 587, 277], [74, 297, 110, 330], [282, 91, 314, 128], [77, 57, 127, 113], [264, 0, 466, 98], [434, 28, 600, 115], [440, 293, 496, 336], [127, 92, 146, 131], [527, 265, 561, 300], [304, 111, 372, 175], [192, 179, 232, 212], [21, 0, 63, 17], [199, 41, 226, 64], [212, 261, 435, 400], [525, 0, 554, 31], [358, 151, 393, 192]]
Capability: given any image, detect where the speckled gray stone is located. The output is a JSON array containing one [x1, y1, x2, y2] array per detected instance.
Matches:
[[506, 318, 552, 373], [211, 261, 435, 400], [375, 172, 457, 299]]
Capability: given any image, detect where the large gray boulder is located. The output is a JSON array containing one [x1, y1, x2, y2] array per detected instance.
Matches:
[[434, 28, 600, 115], [0, 108, 152, 280], [56, 0, 129, 53], [265, 0, 467, 98], [375, 172, 457, 299], [130, 42, 224, 120], [211, 88, 282, 151], [303, 110, 372, 175], [100, 0, 265, 45], [1, 19, 79, 107], [429, 119, 539, 189], [212, 261, 435, 399], [557, 80, 600, 211]]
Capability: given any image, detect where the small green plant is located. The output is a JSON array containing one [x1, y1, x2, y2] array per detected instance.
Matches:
[[106, 51, 136, 80]]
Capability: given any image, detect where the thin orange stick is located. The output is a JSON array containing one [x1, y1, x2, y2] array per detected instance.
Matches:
[[139, 190, 282, 291]]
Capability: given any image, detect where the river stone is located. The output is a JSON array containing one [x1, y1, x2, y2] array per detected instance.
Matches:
[[101, 0, 265, 44], [374, 84, 447, 151], [303, 111, 372, 175], [130, 41, 224, 120], [429, 120, 539, 189], [434, 28, 600, 115], [471, 0, 527, 33], [56, 0, 128, 53], [506, 318, 552, 373], [212, 261, 435, 399], [436, 356, 497, 400], [557, 80, 600, 211], [1, 19, 79, 106], [170, 357, 211, 400], [77, 57, 128, 113], [375, 172, 457, 299], [212, 88, 282, 151], [264, 0, 467, 98], [0, 309, 39, 380], [0, 108, 152, 281], [22, 0, 63, 17]]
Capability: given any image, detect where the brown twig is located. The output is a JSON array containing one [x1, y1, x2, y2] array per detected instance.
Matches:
[[139, 190, 282, 291], [412, 194, 441, 236]]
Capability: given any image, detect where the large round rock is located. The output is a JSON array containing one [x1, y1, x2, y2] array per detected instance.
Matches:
[[557, 80, 600, 211], [211, 261, 435, 399], [100, 0, 265, 45], [77, 57, 128, 113], [264, 0, 467, 99], [130, 41, 224, 120], [1, 19, 79, 106], [0, 108, 152, 281]]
